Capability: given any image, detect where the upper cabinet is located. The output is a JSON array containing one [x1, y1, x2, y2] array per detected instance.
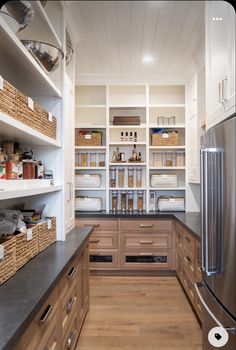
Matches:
[[205, 1, 235, 130]]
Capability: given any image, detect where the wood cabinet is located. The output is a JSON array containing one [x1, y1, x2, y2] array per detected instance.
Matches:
[[205, 1, 235, 130], [16, 243, 89, 349], [175, 221, 202, 321]]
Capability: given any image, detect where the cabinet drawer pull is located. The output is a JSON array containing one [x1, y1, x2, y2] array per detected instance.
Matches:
[[139, 240, 154, 244], [84, 224, 100, 228], [184, 256, 192, 264], [139, 224, 154, 228], [139, 252, 153, 256], [67, 267, 77, 279], [66, 332, 75, 349], [66, 296, 76, 312], [39, 304, 53, 324], [89, 239, 100, 244]]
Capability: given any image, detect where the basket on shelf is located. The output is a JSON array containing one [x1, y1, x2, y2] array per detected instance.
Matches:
[[0, 76, 17, 118], [16, 90, 57, 140], [0, 236, 16, 285], [27, 225, 39, 259], [75, 130, 102, 146], [151, 130, 179, 146], [38, 217, 56, 253], [15, 225, 39, 270]]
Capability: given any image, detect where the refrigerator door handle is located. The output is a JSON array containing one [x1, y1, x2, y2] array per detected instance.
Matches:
[[194, 282, 236, 334], [200, 149, 208, 272]]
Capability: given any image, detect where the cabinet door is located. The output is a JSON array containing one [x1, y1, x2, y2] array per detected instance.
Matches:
[[225, 4, 235, 113], [64, 74, 75, 233], [206, 1, 228, 126]]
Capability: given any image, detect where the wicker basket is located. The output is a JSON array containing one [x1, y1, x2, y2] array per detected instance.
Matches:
[[15, 231, 31, 270], [27, 225, 39, 259], [0, 77, 17, 118], [38, 217, 56, 253], [0, 236, 16, 285], [75, 130, 102, 146], [152, 131, 179, 146], [16, 90, 57, 140]]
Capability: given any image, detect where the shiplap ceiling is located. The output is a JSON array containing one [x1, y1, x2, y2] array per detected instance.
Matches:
[[65, 1, 205, 84]]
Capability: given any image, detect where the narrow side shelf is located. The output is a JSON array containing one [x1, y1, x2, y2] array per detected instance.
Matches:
[[0, 183, 62, 200]]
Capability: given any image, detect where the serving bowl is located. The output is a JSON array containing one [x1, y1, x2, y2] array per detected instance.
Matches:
[[21, 40, 64, 73], [0, 1, 34, 33]]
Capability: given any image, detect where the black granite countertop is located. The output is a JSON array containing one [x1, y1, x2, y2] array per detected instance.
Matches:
[[75, 211, 201, 240], [0, 226, 93, 350]]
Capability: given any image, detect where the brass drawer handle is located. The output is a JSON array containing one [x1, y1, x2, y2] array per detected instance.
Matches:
[[89, 239, 100, 243], [139, 240, 154, 244], [139, 252, 153, 256], [84, 224, 100, 228], [39, 304, 53, 324], [66, 296, 76, 312], [139, 224, 154, 228], [67, 267, 77, 279], [66, 332, 75, 349]]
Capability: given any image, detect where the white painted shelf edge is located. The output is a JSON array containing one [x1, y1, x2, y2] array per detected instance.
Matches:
[[75, 146, 106, 150], [75, 124, 106, 129], [149, 187, 186, 190], [109, 163, 147, 166], [75, 167, 106, 170], [75, 188, 106, 191], [149, 146, 186, 149], [0, 112, 61, 147], [0, 185, 62, 200], [149, 166, 186, 170], [75, 104, 106, 108], [109, 142, 146, 145], [109, 124, 147, 129], [148, 124, 185, 128]]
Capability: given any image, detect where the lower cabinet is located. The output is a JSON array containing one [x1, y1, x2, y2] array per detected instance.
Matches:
[[16, 242, 90, 350], [175, 222, 202, 321]]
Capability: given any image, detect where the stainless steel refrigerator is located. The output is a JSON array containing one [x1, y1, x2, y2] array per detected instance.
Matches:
[[195, 115, 236, 349]]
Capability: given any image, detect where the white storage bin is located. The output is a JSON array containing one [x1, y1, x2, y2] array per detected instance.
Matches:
[[150, 174, 177, 188], [75, 197, 102, 211], [157, 197, 185, 211], [75, 174, 101, 188]]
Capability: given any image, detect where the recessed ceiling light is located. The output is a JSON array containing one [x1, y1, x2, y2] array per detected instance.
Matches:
[[142, 55, 154, 63]]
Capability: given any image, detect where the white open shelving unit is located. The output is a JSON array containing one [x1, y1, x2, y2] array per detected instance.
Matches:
[[75, 84, 186, 213]]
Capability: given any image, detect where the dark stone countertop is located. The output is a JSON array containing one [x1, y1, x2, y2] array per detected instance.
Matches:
[[75, 211, 201, 240], [0, 226, 93, 350]]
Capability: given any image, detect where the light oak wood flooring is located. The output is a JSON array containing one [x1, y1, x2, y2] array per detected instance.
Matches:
[[76, 276, 202, 350]]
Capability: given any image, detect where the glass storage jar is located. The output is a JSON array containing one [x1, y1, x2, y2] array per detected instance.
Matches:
[[118, 167, 125, 188], [75, 152, 80, 167], [128, 168, 134, 188], [81, 153, 88, 167], [136, 168, 142, 188], [149, 192, 155, 212], [128, 191, 134, 213], [153, 152, 163, 167], [169, 116, 176, 125], [176, 151, 185, 166], [121, 191, 127, 213], [165, 151, 174, 167], [112, 191, 118, 213], [90, 152, 97, 167], [137, 190, 144, 212], [110, 167, 116, 187], [98, 152, 105, 167]]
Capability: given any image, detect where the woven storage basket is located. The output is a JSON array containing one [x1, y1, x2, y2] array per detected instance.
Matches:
[[0, 236, 16, 285], [75, 130, 102, 146], [15, 231, 31, 271], [16, 90, 57, 140], [0, 77, 16, 118], [152, 131, 179, 146], [27, 225, 39, 259], [38, 217, 56, 253]]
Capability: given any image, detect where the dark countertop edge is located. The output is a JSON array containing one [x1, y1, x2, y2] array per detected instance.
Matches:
[[1, 226, 93, 350], [75, 211, 201, 240]]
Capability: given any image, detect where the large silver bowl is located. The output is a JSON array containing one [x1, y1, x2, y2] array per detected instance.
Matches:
[[21, 40, 64, 73], [0, 1, 34, 32]]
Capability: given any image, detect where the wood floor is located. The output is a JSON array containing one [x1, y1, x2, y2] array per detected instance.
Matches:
[[76, 276, 202, 350]]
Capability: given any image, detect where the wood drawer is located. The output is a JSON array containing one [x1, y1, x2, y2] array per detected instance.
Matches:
[[59, 256, 79, 302], [76, 219, 118, 232], [89, 249, 118, 269], [183, 265, 195, 305], [37, 313, 60, 350], [20, 286, 59, 350], [175, 221, 183, 237], [120, 219, 172, 232], [183, 248, 195, 280], [176, 252, 183, 283], [120, 232, 172, 251], [89, 231, 117, 249], [62, 315, 78, 350], [61, 279, 78, 339], [182, 228, 195, 258], [120, 250, 173, 270]]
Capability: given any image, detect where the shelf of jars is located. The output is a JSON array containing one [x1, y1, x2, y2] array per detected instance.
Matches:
[[110, 189, 146, 214]]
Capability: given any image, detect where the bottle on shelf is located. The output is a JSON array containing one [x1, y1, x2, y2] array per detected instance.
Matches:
[[116, 147, 120, 161], [134, 131, 138, 142], [125, 132, 129, 142], [129, 132, 133, 142], [121, 191, 127, 213], [128, 191, 134, 213], [137, 152, 142, 161], [131, 144, 137, 161], [121, 132, 124, 142]]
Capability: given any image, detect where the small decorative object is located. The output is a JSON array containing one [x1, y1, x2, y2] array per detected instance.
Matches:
[[0, 1, 34, 33]]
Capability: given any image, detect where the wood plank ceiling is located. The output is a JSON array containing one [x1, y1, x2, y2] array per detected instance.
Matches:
[[65, 1, 205, 84]]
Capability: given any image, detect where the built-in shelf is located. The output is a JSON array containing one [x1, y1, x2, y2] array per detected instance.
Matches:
[[0, 113, 61, 147], [0, 17, 61, 97], [109, 142, 146, 145], [109, 104, 146, 108], [149, 124, 185, 129], [109, 124, 147, 129], [76, 104, 106, 108], [109, 188, 146, 191], [149, 146, 185, 149], [149, 104, 185, 108], [0, 184, 61, 200], [109, 162, 146, 166], [75, 124, 106, 129], [75, 188, 106, 191], [75, 167, 106, 170], [149, 166, 186, 170], [149, 187, 186, 191], [75, 146, 106, 150]]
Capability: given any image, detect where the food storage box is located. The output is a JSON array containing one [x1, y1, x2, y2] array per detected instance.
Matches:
[[157, 196, 185, 211], [152, 130, 179, 146], [75, 197, 102, 211], [75, 130, 102, 146], [150, 174, 177, 188], [75, 174, 101, 188]]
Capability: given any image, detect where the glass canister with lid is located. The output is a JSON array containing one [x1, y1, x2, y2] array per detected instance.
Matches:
[[128, 191, 134, 213], [90, 152, 97, 167], [121, 191, 127, 213], [110, 167, 116, 187], [137, 190, 144, 212], [118, 167, 125, 188], [128, 167, 134, 188], [136, 168, 142, 188], [112, 190, 118, 213]]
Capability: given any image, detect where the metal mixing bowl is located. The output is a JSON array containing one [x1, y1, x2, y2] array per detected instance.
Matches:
[[0, 1, 34, 32]]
